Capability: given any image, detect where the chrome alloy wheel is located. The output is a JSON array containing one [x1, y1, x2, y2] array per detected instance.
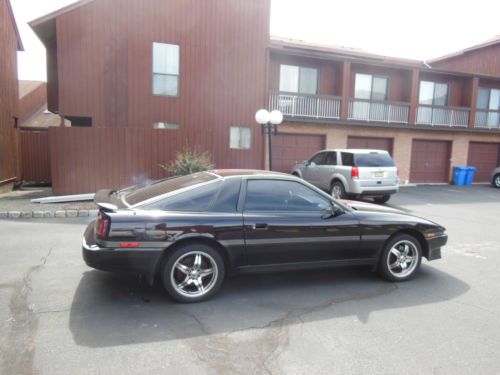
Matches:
[[386, 240, 418, 278], [170, 251, 218, 298], [331, 185, 342, 199], [494, 174, 500, 188]]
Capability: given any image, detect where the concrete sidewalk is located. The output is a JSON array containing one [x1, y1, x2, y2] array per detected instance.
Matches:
[[0, 187, 97, 219]]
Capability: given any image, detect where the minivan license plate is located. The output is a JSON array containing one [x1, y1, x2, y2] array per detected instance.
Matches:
[[374, 171, 384, 177]]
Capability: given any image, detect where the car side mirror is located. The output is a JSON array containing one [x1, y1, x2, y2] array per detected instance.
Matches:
[[303, 160, 310, 167], [321, 203, 345, 219]]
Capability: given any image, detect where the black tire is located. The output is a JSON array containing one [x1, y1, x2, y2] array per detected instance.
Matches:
[[161, 243, 225, 303], [373, 195, 391, 204], [330, 181, 346, 199], [378, 234, 422, 282], [493, 174, 500, 188]]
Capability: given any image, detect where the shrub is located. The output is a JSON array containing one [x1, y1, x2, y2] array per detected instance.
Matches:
[[159, 146, 214, 176]]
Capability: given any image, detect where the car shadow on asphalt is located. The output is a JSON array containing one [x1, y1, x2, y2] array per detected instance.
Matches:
[[69, 265, 469, 348]]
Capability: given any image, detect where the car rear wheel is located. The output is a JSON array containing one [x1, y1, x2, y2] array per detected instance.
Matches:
[[493, 174, 500, 188], [161, 243, 225, 303], [330, 181, 346, 199], [373, 195, 391, 204], [378, 234, 422, 282]]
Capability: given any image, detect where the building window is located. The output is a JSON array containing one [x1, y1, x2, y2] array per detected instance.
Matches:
[[230, 126, 252, 149], [417, 81, 450, 124], [279, 65, 318, 94], [153, 122, 180, 129], [476, 87, 500, 127], [152, 42, 179, 96], [65, 116, 92, 127], [418, 81, 448, 106], [354, 74, 388, 101]]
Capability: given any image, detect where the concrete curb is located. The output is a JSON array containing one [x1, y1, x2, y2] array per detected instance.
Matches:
[[0, 209, 98, 220]]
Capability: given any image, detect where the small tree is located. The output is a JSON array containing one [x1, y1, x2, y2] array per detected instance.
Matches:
[[159, 145, 214, 176]]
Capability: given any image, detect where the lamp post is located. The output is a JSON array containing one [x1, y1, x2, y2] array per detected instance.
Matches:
[[255, 109, 283, 170]]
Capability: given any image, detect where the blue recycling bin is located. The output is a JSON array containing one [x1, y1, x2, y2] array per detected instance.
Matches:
[[465, 166, 476, 185], [453, 166, 467, 186]]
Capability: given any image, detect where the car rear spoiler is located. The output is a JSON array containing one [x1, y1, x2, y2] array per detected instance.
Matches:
[[94, 189, 119, 211]]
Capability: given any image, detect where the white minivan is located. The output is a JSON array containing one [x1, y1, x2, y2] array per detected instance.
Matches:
[[291, 149, 399, 203]]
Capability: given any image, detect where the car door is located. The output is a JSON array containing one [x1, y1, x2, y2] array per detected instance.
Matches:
[[302, 152, 326, 187], [242, 178, 362, 266]]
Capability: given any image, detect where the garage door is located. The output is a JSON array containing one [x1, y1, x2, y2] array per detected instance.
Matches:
[[467, 142, 500, 182], [272, 133, 325, 173], [347, 136, 394, 155], [410, 140, 451, 183]]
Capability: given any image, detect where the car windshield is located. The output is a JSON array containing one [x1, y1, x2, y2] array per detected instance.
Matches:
[[123, 172, 218, 206], [355, 153, 395, 167]]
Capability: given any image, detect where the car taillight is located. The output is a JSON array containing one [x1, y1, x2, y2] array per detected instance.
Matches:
[[351, 167, 359, 179], [96, 211, 109, 239]]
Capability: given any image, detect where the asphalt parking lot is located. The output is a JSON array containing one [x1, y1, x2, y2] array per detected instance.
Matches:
[[1, 184, 500, 374]]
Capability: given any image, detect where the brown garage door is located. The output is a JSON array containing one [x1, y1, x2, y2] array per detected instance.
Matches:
[[410, 140, 451, 183], [467, 142, 500, 182], [347, 136, 394, 155], [272, 133, 325, 173]]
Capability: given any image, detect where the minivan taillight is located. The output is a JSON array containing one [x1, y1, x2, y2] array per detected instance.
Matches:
[[96, 211, 109, 239], [351, 167, 359, 179]]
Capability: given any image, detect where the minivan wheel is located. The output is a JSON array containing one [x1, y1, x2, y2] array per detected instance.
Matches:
[[330, 181, 346, 199], [493, 174, 500, 188], [161, 243, 225, 303], [373, 195, 391, 204], [378, 234, 422, 282]]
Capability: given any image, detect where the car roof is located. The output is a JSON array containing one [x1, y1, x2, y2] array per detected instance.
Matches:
[[317, 149, 389, 154], [209, 169, 290, 178]]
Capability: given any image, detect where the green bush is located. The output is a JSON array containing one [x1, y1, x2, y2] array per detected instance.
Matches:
[[159, 146, 214, 176]]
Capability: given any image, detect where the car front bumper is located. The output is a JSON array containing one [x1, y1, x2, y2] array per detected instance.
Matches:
[[425, 234, 448, 261], [82, 221, 163, 284]]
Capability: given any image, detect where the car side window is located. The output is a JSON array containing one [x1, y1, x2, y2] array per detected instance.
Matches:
[[212, 178, 241, 212], [142, 181, 223, 211], [309, 152, 326, 165], [244, 180, 330, 212], [341, 152, 354, 166], [325, 152, 337, 166]]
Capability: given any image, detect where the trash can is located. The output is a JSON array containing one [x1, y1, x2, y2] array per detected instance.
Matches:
[[453, 166, 467, 186], [465, 166, 477, 185]]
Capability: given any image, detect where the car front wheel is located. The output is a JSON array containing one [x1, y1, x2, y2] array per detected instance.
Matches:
[[378, 234, 422, 282], [493, 174, 500, 188], [373, 195, 391, 204], [161, 243, 225, 303]]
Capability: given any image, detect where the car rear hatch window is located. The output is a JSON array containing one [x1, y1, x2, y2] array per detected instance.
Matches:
[[355, 153, 395, 167], [123, 172, 219, 206]]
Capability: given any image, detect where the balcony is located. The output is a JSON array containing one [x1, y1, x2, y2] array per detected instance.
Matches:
[[416, 105, 469, 127], [269, 91, 341, 120], [348, 98, 410, 124], [475, 109, 500, 129]]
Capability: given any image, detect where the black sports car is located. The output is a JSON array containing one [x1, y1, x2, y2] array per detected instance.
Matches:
[[82, 170, 447, 303]]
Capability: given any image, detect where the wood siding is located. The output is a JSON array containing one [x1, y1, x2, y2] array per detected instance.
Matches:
[[20, 130, 51, 182], [0, 0, 20, 185], [432, 44, 500, 76], [19, 82, 47, 122], [33, 0, 270, 193]]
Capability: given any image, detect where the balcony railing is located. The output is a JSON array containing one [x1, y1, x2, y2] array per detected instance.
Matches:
[[416, 105, 469, 127], [348, 98, 410, 123], [269, 91, 341, 119], [475, 109, 500, 129]]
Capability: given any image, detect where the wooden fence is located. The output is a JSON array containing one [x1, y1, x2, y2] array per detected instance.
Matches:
[[48, 127, 238, 195], [20, 129, 51, 183]]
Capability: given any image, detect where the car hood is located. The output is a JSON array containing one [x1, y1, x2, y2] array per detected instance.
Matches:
[[341, 199, 445, 230], [340, 199, 403, 214]]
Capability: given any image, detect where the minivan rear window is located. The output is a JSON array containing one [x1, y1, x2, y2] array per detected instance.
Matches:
[[355, 153, 395, 167], [124, 172, 218, 206]]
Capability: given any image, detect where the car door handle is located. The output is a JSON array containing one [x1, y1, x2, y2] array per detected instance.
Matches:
[[253, 223, 268, 230]]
